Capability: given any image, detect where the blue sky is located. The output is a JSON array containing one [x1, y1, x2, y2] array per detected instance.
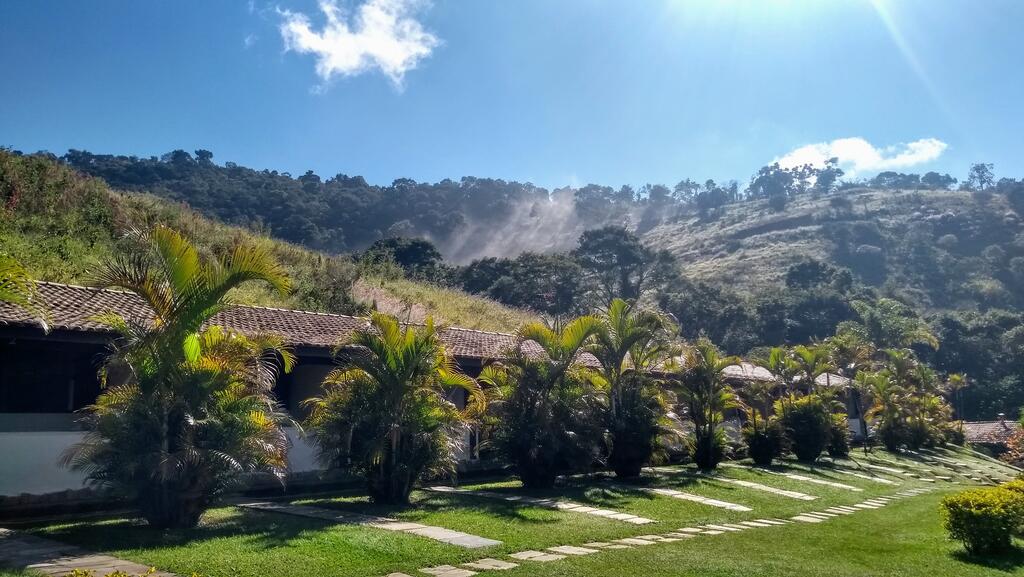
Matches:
[[1, 0, 1021, 189]]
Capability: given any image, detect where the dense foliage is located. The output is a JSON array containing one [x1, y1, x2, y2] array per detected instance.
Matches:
[[62, 226, 295, 528], [305, 313, 484, 504], [942, 486, 1024, 555], [480, 318, 606, 488]]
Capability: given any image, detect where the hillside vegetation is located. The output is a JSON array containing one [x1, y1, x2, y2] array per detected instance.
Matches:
[[0, 150, 537, 332]]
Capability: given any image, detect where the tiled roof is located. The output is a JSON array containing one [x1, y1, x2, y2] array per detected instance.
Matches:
[[964, 420, 1021, 446], [0, 282, 530, 362], [722, 362, 776, 383]]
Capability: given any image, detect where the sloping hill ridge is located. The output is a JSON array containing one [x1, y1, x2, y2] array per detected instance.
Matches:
[[0, 151, 538, 333], [644, 187, 1023, 313]]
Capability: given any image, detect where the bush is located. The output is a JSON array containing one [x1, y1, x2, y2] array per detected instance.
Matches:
[[688, 428, 728, 471], [778, 395, 832, 463], [743, 420, 784, 466], [827, 414, 851, 458], [941, 487, 1024, 555]]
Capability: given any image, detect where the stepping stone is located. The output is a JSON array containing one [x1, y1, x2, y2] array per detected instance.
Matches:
[[509, 550, 566, 562], [721, 524, 751, 530], [424, 487, 655, 525], [616, 537, 658, 546], [677, 527, 704, 533], [830, 468, 900, 485], [739, 521, 774, 528], [755, 519, 788, 525], [462, 559, 518, 571], [853, 503, 881, 509], [583, 542, 632, 550], [645, 487, 752, 511], [723, 464, 862, 491], [700, 530, 725, 535], [663, 532, 697, 538], [792, 515, 824, 523], [240, 502, 501, 549], [824, 508, 854, 515], [703, 524, 742, 532], [714, 478, 817, 501], [803, 512, 835, 519], [547, 545, 600, 555], [420, 566, 476, 577]]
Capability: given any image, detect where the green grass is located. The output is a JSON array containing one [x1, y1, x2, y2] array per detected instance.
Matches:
[[21, 448, 1024, 577]]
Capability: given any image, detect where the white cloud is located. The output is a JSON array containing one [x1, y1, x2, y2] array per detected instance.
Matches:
[[243, 34, 258, 49], [279, 0, 439, 88], [775, 137, 948, 177]]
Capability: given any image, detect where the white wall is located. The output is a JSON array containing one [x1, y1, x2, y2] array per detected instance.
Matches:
[[0, 428, 325, 497], [0, 430, 90, 496]]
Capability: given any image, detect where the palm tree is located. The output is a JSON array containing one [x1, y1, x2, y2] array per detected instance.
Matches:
[[306, 313, 484, 504], [826, 332, 876, 444], [675, 337, 740, 471], [943, 373, 968, 440], [0, 254, 48, 332], [737, 379, 784, 466], [791, 344, 835, 393], [839, 299, 939, 350], [63, 225, 294, 528], [588, 298, 678, 478], [862, 369, 907, 451], [480, 316, 603, 488]]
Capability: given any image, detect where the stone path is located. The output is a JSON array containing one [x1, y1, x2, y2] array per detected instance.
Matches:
[[390, 486, 940, 577], [239, 502, 501, 549], [640, 487, 752, 512], [712, 477, 817, 501], [0, 529, 175, 577], [722, 464, 862, 492], [828, 467, 901, 485], [424, 486, 656, 525]]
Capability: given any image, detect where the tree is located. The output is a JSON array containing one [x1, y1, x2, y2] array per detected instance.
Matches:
[[921, 171, 957, 190], [480, 316, 604, 488], [573, 226, 677, 306], [967, 163, 995, 191], [790, 344, 835, 393], [838, 299, 939, 350], [0, 254, 48, 332], [675, 338, 740, 471], [306, 313, 484, 504], [588, 299, 679, 477], [738, 379, 784, 466], [362, 237, 444, 279], [63, 225, 295, 528], [861, 369, 907, 451], [814, 158, 845, 195]]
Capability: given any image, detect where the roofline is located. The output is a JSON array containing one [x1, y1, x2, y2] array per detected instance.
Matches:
[[31, 281, 519, 338]]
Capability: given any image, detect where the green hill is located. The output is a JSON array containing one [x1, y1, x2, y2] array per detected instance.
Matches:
[[644, 186, 1022, 313], [0, 150, 537, 333]]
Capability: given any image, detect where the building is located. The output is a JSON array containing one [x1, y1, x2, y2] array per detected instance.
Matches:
[[0, 282, 527, 498], [963, 416, 1021, 455]]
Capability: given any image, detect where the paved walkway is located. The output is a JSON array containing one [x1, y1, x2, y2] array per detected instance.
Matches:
[[0, 529, 175, 577], [828, 467, 901, 485], [239, 502, 501, 549], [424, 486, 656, 525]]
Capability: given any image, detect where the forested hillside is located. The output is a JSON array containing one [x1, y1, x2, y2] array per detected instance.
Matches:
[[8, 148, 1024, 420], [0, 150, 536, 332]]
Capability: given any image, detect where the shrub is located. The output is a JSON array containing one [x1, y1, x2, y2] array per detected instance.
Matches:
[[778, 395, 832, 463], [827, 414, 851, 458], [688, 427, 728, 471], [743, 420, 784, 466], [941, 487, 1024, 555]]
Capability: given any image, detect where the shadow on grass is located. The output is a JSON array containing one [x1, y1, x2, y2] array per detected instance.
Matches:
[[31, 507, 336, 553], [952, 547, 1024, 572], [304, 492, 561, 525]]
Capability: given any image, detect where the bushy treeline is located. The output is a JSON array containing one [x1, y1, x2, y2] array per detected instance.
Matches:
[[54, 149, 969, 257]]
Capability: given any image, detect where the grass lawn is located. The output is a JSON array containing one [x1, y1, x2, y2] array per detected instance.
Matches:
[[20, 448, 1024, 577]]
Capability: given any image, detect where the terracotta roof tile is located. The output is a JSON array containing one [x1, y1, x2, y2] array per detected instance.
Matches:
[[0, 282, 541, 362], [964, 420, 1021, 445]]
